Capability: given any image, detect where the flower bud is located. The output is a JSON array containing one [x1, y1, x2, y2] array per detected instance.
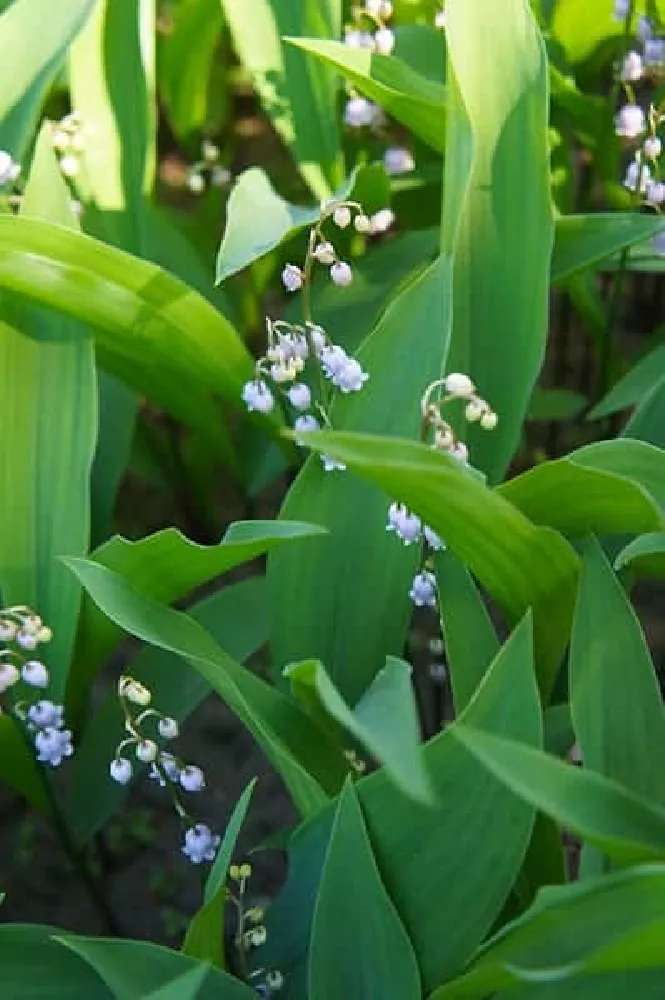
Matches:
[[136, 739, 158, 763], [313, 241, 336, 264], [330, 261, 353, 287], [354, 213, 372, 233], [444, 372, 475, 396], [332, 205, 352, 228], [480, 411, 498, 431], [110, 757, 133, 785], [282, 263, 303, 292]]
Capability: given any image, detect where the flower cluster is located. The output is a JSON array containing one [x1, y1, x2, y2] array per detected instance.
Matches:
[[50, 112, 85, 180], [388, 374, 498, 612], [109, 674, 219, 865], [242, 198, 383, 472], [344, 0, 395, 56], [186, 139, 231, 194], [0, 607, 74, 768], [228, 863, 284, 995], [614, 14, 665, 254]]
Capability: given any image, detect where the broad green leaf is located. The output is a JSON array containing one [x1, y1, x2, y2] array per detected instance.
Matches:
[[69, 519, 325, 716], [65, 558, 348, 817], [434, 865, 665, 999], [221, 0, 343, 198], [497, 443, 665, 537], [550, 0, 625, 64], [393, 24, 446, 83], [142, 963, 212, 1000], [615, 532, 665, 578], [623, 377, 665, 449], [452, 725, 665, 866], [57, 936, 255, 999], [435, 550, 499, 714], [264, 615, 541, 992], [294, 429, 578, 699], [183, 779, 257, 968], [70, 0, 157, 543], [589, 345, 665, 420], [551, 215, 665, 283], [68, 577, 268, 844], [0, 925, 110, 999], [0, 216, 253, 454], [269, 257, 453, 705], [160, 0, 224, 140], [308, 781, 422, 1000], [0, 130, 96, 699], [215, 163, 388, 282], [0, 0, 96, 157], [286, 37, 446, 153], [571, 439, 665, 511], [284, 656, 431, 803], [570, 539, 665, 808], [443, 0, 553, 481], [544, 703, 575, 758]]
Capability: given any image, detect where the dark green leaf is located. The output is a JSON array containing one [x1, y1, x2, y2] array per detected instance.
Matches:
[[615, 532, 665, 578], [0, 925, 110, 999], [452, 725, 665, 866], [589, 345, 665, 420], [308, 780, 422, 1000], [552, 215, 665, 283], [284, 656, 431, 803]]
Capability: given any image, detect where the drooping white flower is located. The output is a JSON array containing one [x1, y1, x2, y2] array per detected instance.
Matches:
[[0, 150, 19, 185], [0, 662, 19, 693], [365, 0, 383, 14], [242, 380, 275, 414], [383, 147, 415, 176], [480, 410, 498, 431], [423, 525, 446, 551], [344, 28, 375, 49], [336, 358, 369, 392], [645, 38, 665, 69], [313, 241, 336, 264], [35, 726, 74, 767], [293, 414, 320, 445], [386, 503, 422, 545], [320, 345, 348, 382], [330, 261, 353, 287], [186, 170, 205, 194], [444, 372, 475, 397], [435, 9, 447, 28], [16, 631, 39, 651], [374, 27, 395, 55], [370, 208, 395, 234], [21, 660, 49, 688], [27, 700, 64, 730], [613, 0, 630, 20], [0, 618, 17, 641], [621, 50, 643, 82], [135, 739, 158, 763], [59, 154, 79, 178], [309, 325, 327, 354], [158, 716, 179, 740], [409, 570, 437, 608], [110, 757, 133, 785], [450, 441, 469, 463], [282, 263, 303, 293], [118, 676, 152, 706], [182, 823, 220, 864], [624, 159, 652, 192], [646, 180, 665, 205], [180, 764, 206, 792], [354, 213, 372, 233], [266, 970, 284, 991], [344, 97, 376, 128], [288, 383, 312, 410], [644, 136, 662, 160], [332, 205, 352, 229], [202, 139, 219, 161], [320, 454, 346, 472], [159, 751, 181, 782], [615, 104, 647, 139], [378, 0, 393, 16]]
